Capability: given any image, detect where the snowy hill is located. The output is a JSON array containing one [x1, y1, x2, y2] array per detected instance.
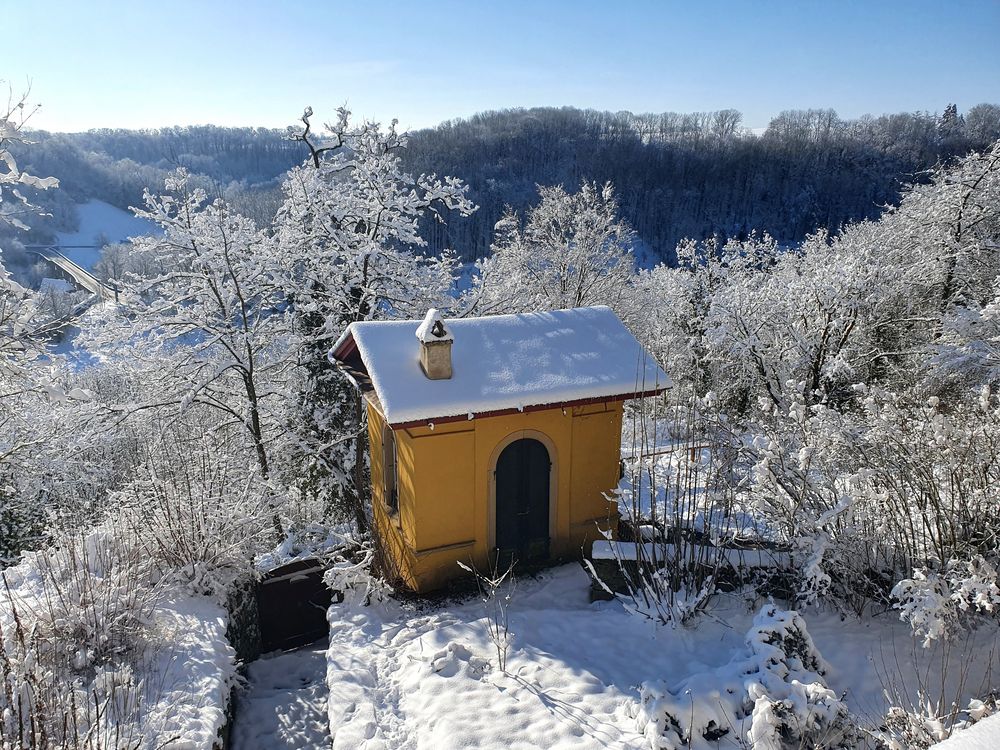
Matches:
[[55, 200, 158, 271]]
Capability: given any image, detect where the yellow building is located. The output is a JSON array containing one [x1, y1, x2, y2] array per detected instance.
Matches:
[[330, 306, 669, 593]]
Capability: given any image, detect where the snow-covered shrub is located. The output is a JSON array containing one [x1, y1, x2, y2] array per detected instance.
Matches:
[[109, 435, 278, 601], [933, 284, 1000, 392], [615, 381, 1000, 622], [878, 696, 999, 750], [0, 532, 159, 748], [892, 556, 1000, 647], [457, 559, 516, 672], [323, 541, 387, 606], [0, 365, 122, 565], [855, 393, 1000, 568], [0, 479, 46, 564], [633, 604, 855, 749], [29, 533, 157, 668], [0, 522, 240, 749], [746, 387, 890, 613], [873, 636, 999, 750], [608, 396, 748, 625], [743, 385, 1000, 614], [620, 146, 1000, 618]]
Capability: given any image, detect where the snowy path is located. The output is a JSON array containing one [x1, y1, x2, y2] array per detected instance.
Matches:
[[229, 640, 330, 749]]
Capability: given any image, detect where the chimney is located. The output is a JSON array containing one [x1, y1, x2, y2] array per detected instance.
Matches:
[[415, 308, 453, 380]]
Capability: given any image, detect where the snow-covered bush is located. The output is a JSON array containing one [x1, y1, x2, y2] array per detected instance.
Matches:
[[633, 604, 855, 749], [873, 635, 999, 749], [856, 393, 1000, 568], [878, 695, 999, 750], [21, 533, 157, 668], [598, 143, 1000, 625], [457, 559, 516, 672], [0, 89, 73, 564], [892, 556, 1000, 647], [606, 396, 747, 625], [1, 512, 241, 750], [0, 477, 46, 564], [934, 284, 1000, 390], [323, 541, 387, 606], [746, 388, 885, 612], [0, 532, 159, 748], [740, 385, 1000, 614], [109, 437, 278, 601]]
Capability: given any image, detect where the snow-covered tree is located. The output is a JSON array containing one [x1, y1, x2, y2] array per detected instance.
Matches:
[[904, 142, 1000, 316], [464, 181, 635, 315], [0, 87, 58, 232], [619, 139, 1000, 619], [81, 171, 295, 492], [271, 106, 476, 528], [910, 143, 1000, 392], [0, 86, 64, 559], [1, 86, 57, 369], [276, 106, 475, 327]]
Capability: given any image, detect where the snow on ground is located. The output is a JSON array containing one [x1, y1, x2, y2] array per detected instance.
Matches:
[[230, 640, 331, 750], [325, 563, 999, 750], [145, 594, 237, 748], [55, 199, 158, 270], [934, 712, 1000, 748]]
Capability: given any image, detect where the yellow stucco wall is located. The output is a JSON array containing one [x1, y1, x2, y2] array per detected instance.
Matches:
[[366, 396, 623, 592]]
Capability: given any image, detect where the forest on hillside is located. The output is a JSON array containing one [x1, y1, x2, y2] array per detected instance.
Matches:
[[405, 104, 1000, 260], [6, 102, 999, 269]]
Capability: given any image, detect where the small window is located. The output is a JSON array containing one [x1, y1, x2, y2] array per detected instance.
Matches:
[[382, 424, 398, 514]]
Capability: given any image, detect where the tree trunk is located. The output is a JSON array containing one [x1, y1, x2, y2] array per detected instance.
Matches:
[[244, 373, 270, 478], [243, 372, 283, 539]]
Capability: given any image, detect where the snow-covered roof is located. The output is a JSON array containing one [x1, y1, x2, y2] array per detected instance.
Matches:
[[330, 306, 670, 426]]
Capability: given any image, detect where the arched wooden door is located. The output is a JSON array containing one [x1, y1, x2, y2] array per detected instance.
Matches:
[[495, 437, 551, 566]]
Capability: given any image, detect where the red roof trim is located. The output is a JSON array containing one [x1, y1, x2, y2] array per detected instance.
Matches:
[[331, 334, 359, 363], [390, 387, 668, 430]]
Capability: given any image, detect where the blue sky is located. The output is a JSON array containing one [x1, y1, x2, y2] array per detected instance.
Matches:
[[6, 0, 999, 133]]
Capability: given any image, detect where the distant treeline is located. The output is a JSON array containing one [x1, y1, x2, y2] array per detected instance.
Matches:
[[11, 104, 1000, 263], [403, 104, 1000, 262], [19, 125, 301, 200], [8, 126, 303, 241]]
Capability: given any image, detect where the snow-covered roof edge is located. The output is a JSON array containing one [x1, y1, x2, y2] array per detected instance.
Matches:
[[329, 307, 671, 426]]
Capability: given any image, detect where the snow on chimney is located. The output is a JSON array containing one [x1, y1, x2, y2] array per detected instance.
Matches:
[[415, 308, 453, 380]]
